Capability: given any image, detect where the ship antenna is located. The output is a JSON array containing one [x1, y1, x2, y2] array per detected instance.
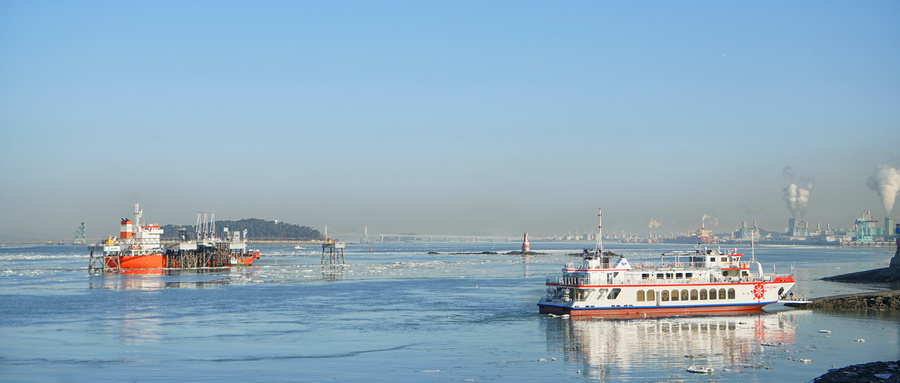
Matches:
[[750, 228, 757, 264], [594, 208, 603, 254]]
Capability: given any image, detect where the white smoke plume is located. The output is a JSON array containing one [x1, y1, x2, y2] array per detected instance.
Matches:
[[866, 164, 900, 213], [648, 219, 661, 229], [700, 214, 718, 228], [782, 166, 814, 218]]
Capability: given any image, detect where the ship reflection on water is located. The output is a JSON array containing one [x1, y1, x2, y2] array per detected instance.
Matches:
[[88, 268, 251, 290], [542, 311, 798, 380]]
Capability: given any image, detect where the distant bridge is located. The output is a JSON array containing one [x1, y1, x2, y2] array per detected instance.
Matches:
[[320, 226, 526, 243]]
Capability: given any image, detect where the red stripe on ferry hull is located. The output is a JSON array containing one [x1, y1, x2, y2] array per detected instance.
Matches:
[[547, 281, 791, 289], [538, 302, 771, 317]]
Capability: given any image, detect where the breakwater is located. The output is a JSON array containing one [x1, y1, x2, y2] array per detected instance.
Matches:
[[805, 290, 900, 311]]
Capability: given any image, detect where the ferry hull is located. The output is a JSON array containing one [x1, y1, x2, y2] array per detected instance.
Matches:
[[538, 302, 772, 317]]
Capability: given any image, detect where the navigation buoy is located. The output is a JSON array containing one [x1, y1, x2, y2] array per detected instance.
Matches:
[[522, 232, 530, 252]]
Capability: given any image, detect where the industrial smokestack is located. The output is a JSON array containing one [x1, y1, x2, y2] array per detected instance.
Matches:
[[866, 164, 900, 213]]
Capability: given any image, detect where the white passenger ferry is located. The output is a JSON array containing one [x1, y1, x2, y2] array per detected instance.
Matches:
[[537, 210, 795, 316]]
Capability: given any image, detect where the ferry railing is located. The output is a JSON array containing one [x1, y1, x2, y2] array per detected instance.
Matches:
[[548, 275, 777, 286], [546, 277, 590, 286], [562, 263, 612, 270]]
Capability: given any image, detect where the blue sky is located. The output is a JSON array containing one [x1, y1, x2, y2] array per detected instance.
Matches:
[[1, 1, 898, 240]]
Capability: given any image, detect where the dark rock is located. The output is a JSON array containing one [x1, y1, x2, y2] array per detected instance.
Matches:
[[505, 250, 546, 255], [823, 267, 900, 284], [811, 360, 899, 382], [823, 247, 900, 284]]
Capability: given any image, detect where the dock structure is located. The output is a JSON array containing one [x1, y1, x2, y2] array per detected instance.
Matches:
[[321, 239, 345, 265]]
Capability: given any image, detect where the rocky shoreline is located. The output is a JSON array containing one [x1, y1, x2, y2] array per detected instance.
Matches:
[[805, 290, 900, 311], [810, 360, 900, 382]]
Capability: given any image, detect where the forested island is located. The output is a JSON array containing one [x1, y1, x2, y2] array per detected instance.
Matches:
[[160, 219, 321, 240]]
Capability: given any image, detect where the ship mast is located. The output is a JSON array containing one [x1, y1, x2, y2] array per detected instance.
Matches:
[[750, 227, 757, 264], [594, 208, 603, 254], [134, 203, 142, 239]]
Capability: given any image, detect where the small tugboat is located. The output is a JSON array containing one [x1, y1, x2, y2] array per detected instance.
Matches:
[[89, 203, 259, 272], [537, 209, 795, 316]]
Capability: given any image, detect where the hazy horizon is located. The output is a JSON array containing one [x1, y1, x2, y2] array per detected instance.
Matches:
[[2, 2, 898, 240]]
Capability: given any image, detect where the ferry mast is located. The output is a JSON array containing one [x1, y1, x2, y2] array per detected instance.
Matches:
[[594, 208, 603, 254]]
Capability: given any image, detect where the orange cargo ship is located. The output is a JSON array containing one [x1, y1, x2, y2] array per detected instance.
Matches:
[[89, 203, 260, 272]]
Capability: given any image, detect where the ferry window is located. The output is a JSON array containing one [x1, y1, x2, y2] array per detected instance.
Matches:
[[728, 288, 736, 299], [647, 290, 655, 301], [596, 289, 608, 298], [690, 289, 699, 300], [709, 257, 715, 262], [700, 289, 708, 300], [661, 290, 669, 301], [574, 289, 589, 301], [685, 272, 692, 278], [637, 290, 645, 302], [666, 273, 673, 279], [656, 273, 664, 279], [671, 290, 679, 301], [721, 257, 727, 262], [718, 288, 726, 299], [676, 273, 683, 279], [642, 273, 650, 280], [708, 289, 716, 300], [607, 288, 622, 300], [681, 290, 689, 301]]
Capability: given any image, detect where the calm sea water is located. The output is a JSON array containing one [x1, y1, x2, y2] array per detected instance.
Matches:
[[1, 242, 898, 382]]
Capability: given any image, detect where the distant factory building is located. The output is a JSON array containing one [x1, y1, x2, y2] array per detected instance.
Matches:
[[853, 210, 879, 242], [886, 216, 895, 240], [786, 218, 809, 238], [740, 221, 758, 240]]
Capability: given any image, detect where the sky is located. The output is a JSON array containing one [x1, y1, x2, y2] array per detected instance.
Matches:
[[1, 1, 899, 240]]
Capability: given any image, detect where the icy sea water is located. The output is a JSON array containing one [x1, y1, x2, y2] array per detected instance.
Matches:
[[1, 242, 898, 382]]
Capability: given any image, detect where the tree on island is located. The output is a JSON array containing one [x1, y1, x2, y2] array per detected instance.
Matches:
[[160, 218, 321, 240]]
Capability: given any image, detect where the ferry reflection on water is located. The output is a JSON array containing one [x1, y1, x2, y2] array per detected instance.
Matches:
[[542, 311, 799, 380]]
